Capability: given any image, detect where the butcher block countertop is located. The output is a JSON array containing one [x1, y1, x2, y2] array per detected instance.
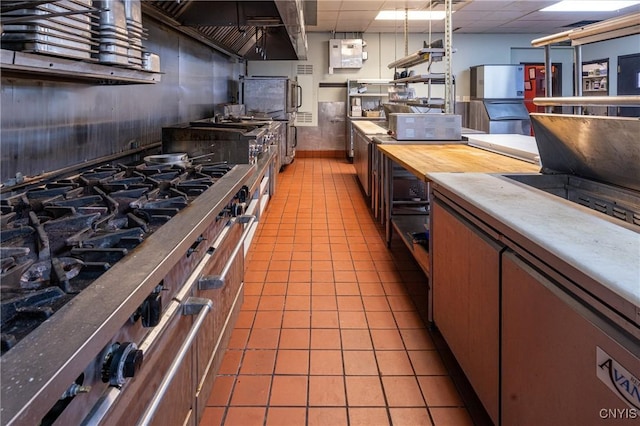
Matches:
[[351, 120, 388, 135], [377, 144, 540, 180]]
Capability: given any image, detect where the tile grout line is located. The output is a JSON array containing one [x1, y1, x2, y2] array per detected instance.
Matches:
[[206, 158, 473, 426]]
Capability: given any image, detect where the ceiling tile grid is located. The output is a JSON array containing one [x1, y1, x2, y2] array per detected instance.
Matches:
[[306, 0, 640, 34]]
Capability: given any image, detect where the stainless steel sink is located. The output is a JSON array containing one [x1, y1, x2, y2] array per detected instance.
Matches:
[[503, 173, 640, 228]]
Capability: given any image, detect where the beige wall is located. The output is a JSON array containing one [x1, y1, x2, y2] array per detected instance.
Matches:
[[248, 32, 571, 102], [246, 32, 639, 150]]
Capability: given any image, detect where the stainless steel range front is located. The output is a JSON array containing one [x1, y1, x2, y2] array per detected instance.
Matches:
[[242, 77, 299, 167], [1, 158, 256, 425]]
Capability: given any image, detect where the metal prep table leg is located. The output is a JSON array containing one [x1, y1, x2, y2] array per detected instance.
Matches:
[[384, 154, 394, 247]]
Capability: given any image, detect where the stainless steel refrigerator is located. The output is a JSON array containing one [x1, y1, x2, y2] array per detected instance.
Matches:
[[242, 77, 301, 167], [468, 64, 531, 135]]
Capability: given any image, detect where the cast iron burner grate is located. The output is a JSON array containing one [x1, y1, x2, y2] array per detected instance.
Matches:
[[0, 160, 234, 353]]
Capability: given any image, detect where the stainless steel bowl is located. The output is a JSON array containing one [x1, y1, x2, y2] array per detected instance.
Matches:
[[143, 153, 190, 167]]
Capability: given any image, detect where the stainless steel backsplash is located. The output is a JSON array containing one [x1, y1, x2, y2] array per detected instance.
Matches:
[[296, 102, 346, 151], [0, 19, 240, 183]]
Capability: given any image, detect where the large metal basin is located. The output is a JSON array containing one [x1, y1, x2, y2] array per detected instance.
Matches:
[[502, 173, 640, 228]]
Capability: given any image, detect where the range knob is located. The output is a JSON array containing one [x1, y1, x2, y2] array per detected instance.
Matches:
[[232, 203, 245, 216], [102, 342, 143, 387], [237, 187, 248, 203], [130, 288, 163, 327], [141, 291, 162, 327]]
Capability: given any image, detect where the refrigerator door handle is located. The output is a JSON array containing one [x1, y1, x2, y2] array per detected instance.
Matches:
[[296, 84, 302, 109]]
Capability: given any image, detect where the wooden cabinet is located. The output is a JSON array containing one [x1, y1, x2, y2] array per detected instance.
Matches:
[[501, 251, 640, 426], [431, 199, 501, 424], [430, 192, 640, 425]]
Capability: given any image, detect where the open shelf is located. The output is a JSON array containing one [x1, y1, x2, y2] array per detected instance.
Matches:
[[353, 79, 392, 84], [391, 73, 446, 84], [386, 44, 454, 113], [387, 48, 445, 69], [1, 49, 161, 84], [347, 79, 393, 118], [352, 93, 391, 97], [392, 98, 446, 108], [391, 214, 430, 277]]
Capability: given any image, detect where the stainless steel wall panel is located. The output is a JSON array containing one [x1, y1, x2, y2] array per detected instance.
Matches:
[[178, 37, 214, 119], [296, 102, 345, 151], [0, 18, 237, 183]]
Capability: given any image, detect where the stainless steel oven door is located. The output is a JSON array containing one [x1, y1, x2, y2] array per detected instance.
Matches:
[[194, 215, 255, 422], [79, 238, 221, 426], [282, 121, 296, 166], [82, 291, 212, 426]]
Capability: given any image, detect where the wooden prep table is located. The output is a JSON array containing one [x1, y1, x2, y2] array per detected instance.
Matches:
[[377, 143, 540, 278], [379, 143, 539, 178]]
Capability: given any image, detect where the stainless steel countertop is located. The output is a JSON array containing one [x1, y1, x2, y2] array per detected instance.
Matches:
[[465, 133, 540, 164], [350, 117, 485, 143]]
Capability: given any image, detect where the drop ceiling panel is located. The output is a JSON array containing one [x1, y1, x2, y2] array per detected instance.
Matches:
[[335, 20, 371, 32], [317, 11, 340, 21], [366, 21, 411, 29], [340, 0, 386, 11], [368, 24, 444, 32], [486, 26, 542, 33], [317, 1, 343, 12], [499, 21, 568, 30], [308, 0, 640, 35], [308, 17, 339, 32], [338, 10, 380, 20], [484, 10, 534, 20], [520, 11, 586, 22], [416, 24, 446, 32], [380, 0, 433, 10], [453, 20, 514, 33], [456, 1, 552, 12]]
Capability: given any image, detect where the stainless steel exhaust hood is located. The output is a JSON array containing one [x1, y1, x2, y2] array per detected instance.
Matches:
[[146, 1, 308, 60]]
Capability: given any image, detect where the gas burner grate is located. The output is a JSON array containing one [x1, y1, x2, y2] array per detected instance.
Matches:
[[1, 287, 67, 353], [0, 159, 236, 352]]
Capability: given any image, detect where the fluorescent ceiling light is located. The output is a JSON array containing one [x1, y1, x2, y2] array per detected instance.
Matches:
[[375, 10, 448, 20], [540, 1, 640, 12]]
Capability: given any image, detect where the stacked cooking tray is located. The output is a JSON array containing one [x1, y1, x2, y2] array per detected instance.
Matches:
[[1, 0, 150, 69], [95, 0, 128, 65], [95, 0, 146, 67], [124, 0, 145, 69], [1, 0, 98, 60]]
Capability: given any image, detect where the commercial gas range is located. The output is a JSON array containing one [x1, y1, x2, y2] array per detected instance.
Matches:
[[242, 77, 299, 167], [0, 157, 257, 425], [162, 117, 283, 168]]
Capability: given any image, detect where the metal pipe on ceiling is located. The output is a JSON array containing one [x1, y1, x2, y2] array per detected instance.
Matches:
[[531, 12, 640, 47]]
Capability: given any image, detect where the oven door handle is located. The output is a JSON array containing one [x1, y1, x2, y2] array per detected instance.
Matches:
[[198, 215, 256, 290], [296, 84, 303, 109], [137, 297, 212, 426]]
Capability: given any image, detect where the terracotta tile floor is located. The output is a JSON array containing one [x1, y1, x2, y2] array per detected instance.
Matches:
[[200, 157, 476, 426]]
